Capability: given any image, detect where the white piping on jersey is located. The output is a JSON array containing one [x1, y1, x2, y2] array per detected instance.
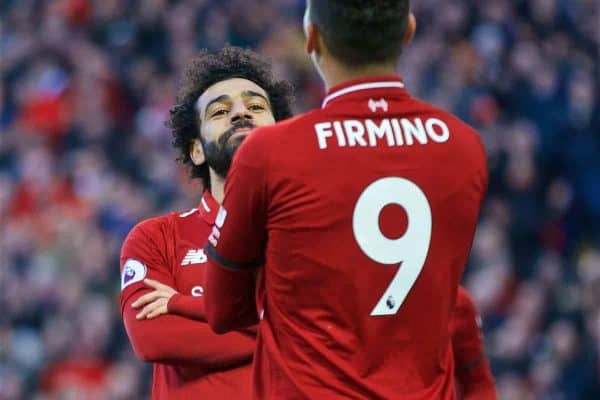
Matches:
[[179, 208, 198, 218], [321, 81, 405, 108], [201, 197, 211, 212]]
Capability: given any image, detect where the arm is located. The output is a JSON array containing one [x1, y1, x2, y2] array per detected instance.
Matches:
[[131, 278, 207, 321], [133, 280, 259, 334], [203, 256, 259, 334], [168, 293, 206, 320], [452, 287, 497, 400], [123, 302, 255, 366], [204, 134, 267, 334], [120, 221, 255, 366]]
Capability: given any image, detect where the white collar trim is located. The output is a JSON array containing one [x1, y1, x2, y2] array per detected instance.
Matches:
[[201, 197, 211, 212], [321, 81, 405, 108]]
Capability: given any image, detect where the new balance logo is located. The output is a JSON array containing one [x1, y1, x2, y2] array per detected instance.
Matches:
[[181, 249, 207, 266], [368, 98, 388, 113]]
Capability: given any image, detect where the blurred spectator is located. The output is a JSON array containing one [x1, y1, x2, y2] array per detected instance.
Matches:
[[1, 0, 598, 398]]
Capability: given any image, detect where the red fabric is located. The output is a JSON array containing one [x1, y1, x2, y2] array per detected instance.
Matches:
[[40, 358, 109, 399], [7, 183, 36, 218], [205, 76, 488, 399], [19, 93, 71, 137], [61, 0, 92, 26], [8, 179, 89, 225], [451, 287, 497, 399], [120, 192, 255, 399], [168, 293, 205, 320]]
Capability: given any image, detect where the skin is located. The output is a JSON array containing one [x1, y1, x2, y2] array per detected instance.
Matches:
[[191, 78, 275, 204], [132, 78, 276, 319]]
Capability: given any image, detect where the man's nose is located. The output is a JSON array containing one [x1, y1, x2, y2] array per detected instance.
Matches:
[[230, 104, 252, 124]]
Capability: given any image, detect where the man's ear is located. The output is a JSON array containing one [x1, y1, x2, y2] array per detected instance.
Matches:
[[403, 12, 417, 46], [190, 139, 205, 166], [305, 22, 321, 57]]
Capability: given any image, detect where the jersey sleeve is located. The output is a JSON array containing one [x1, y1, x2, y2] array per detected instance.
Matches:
[[168, 294, 206, 320], [451, 287, 497, 400], [120, 220, 255, 366], [120, 219, 182, 316], [204, 131, 268, 333]]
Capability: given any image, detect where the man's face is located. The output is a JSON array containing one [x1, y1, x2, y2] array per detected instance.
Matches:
[[196, 78, 275, 178]]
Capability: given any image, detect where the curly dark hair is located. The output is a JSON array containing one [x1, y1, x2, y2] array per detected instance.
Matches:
[[167, 46, 294, 188]]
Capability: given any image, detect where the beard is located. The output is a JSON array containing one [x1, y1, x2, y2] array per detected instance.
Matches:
[[202, 119, 256, 179]]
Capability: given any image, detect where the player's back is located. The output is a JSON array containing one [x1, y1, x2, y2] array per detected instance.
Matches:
[[253, 77, 487, 399]]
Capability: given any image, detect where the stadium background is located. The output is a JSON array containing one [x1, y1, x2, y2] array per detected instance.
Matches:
[[1, 0, 598, 398]]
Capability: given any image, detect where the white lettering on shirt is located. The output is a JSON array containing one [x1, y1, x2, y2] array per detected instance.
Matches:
[[314, 118, 451, 149], [426, 118, 451, 143], [315, 122, 333, 150], [365, 119, 394, 146], [402, 118, 427, 145], [343, 120, 367, 146]]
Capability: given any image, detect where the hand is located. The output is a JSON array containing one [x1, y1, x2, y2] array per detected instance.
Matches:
[[132, 279, 178, 320]]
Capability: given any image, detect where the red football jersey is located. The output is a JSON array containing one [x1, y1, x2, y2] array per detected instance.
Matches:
[[120, 191, 255, 400], [205, 76, 488, 399], [452, 287, 497, 400]]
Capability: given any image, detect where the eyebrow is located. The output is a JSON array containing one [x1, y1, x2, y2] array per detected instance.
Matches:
[[203, 90, 271, 116], [242, 90, 271, 106], [204, 95, 231, 116]]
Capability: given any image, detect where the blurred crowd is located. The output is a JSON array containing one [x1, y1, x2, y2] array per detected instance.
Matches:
[[1, 0, 598, 399]]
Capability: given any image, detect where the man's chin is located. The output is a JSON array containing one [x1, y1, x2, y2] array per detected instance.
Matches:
[[227, 134, 248, 150]]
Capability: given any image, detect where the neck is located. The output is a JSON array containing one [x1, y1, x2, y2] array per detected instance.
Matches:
[[320, 59, 397, 91], [209, 170, 225, 204]]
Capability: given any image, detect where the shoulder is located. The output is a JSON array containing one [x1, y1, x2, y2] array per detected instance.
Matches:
[[405, 95, 483, 140], [235, 113, 322, 164], [232, 114, 307, 169], [120, 213, 176, 258], [123, 207, 206, 243], [124, 214, 171, 243], [423, 99, 479, 131], [244, 114, 315, 145], [420, 100, 486, 156]]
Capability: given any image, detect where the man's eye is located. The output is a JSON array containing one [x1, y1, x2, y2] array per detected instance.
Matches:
[[249, 104, 266, 111], [211, 109, 228, 117]]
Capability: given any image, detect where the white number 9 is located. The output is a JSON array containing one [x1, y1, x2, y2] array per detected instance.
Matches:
[[353, 177, 432, 316]]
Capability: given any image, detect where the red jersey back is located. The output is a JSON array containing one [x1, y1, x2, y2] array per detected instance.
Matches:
[[120, 192, 255, 399], [206, 76, 488, 399]]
